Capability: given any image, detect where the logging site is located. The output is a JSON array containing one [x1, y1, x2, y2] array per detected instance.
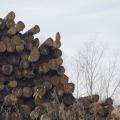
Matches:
[[0, 0, 120, 120]]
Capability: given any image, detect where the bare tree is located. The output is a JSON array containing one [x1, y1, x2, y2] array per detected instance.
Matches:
[[74, 40, 104, 96], [64, 40, 120, 103], [100, 55, 120, 99], [62, 54, 81, 98]]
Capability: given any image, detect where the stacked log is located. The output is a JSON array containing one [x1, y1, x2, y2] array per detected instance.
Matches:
[[0, 11, 117, 120], [56, 95, 114, 120], [76, 96, 114, 120], [0, 11, 75, 120], [111, 106, 120, 120]]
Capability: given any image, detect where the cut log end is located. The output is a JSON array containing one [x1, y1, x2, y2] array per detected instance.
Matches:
[[5, 11, 16, 21], [2, 64, 13, 75], [55, 32, 61, 41], [16, 21, 25, 32]]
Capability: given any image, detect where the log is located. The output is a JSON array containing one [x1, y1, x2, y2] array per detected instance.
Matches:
[[6, 40, 16, 52], [10, 112, 22, 120], [42, 81, 52, 91], [39, 45, 49, 55], [24, 35, 34, 43], [59, 75, 69, 84], [33, 38, 40, 47], [38, 63, 49, 74], [4, 94, 18, 105], [55, 32, 61, 41], [92, 94, 99, 102], [39, 38, 54, 55], [0, 41, 6, 52], [22, 70, 35, 78], [50, 76, 60, 86], [1, 36, 10, 43], [37, 75, 68, 87], [55, 83, 64, 95], [25, 42, 33, 50], [6, 19, 15, 29], [90, 102, 104, 115], [30, 110, 40, 120], [57, 66, 65, 75], [56, 57, 63, 65], [43, 37, 54, 47], [7, 26, 17, 35], [80, 95, 99, 103], [19, 60, 30, 69], [57, 89, 64, 96], [64, 83, 75, 94], [15, 42, 24, 53], [19, 104, 31, 119], [40, 113, 51, 120], [34, 105, 46, 116], [11, 35, 21, 45], [20, 51, 29, 61], [12, 88, 23, 97], [54, 39, 61, 49], [8, 80, 17, 88], [4, 11, 15, 21], [15, 21, 25, 32], [28, 47, 40, 62], [22, 87, 33, 98], [63, 93, 75, 106], [33, 86, 47, 105], [1, 64, 13, 75], [54, 32, 61, 49], [105, 105, 114, 114], [47, 57, 63, 70], [78, 98, 91, 109], [23, 25, 40, 36], [101, 97, 113, 106], [33, 85, 46, 99], [52, 49, 62, 58], [104, 98, 113, 105]]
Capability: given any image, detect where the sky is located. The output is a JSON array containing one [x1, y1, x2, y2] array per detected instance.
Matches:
[[1, 0, 120, 56], [1, 0, 120, 103]]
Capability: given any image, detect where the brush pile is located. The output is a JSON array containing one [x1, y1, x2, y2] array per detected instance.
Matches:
[[0, 11, 116, 120]]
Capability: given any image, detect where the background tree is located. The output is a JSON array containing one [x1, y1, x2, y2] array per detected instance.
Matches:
[[63, 40, 120, 103]]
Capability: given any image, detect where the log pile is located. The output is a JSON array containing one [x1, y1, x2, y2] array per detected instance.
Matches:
[[73, 96, 114, 120], [0, 11, 75, 120], [0, 11, 116, 120], [111, 106, 120, 120]]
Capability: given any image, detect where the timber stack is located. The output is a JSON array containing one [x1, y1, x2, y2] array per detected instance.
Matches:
[[0, 11, 75, 120], [0, 11, 116, 120]]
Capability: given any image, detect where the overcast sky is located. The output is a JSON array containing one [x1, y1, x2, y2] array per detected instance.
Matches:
[[1, 0, 120, 103], [0, 0, 120, 55]]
